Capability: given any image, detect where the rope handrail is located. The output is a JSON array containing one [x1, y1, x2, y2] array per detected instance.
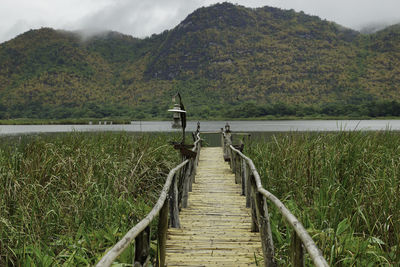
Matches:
[[222, 131, 328, 267], [97, 132, 202, 267], [96, 160, 188, 266], [229, 144, 328, 267]]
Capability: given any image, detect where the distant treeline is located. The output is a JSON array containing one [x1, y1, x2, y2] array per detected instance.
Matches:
[[0, 102, 170, 120], [1, 100, 400, 120], [222, 100, 400, 119]]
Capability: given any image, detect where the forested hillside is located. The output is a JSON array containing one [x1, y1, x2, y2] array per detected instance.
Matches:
[[1, 2, 400, 120]]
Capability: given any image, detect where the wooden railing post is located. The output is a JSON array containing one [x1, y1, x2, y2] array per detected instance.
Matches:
[[189, 158, 194, 192], [241, 158, 246, 196], [291, 231, 304, 267], [232, 150, 236, 181], [229, 149, 233, 168], [254, 192, 276, 267], [177, 160, 185, 209], [245, 163, 251, 208], [229, 148, 234, 171], [134, 226, 150, 266], [250, 174, 259, 232], [156, 200, 169, 267], [235, 152, 241, 184], [181, 159, 192, 208], [193, 139, 200, 182], [193, 150, 198, 172], [225, 143, 329, 267], [169, 174, 180, 228], [221, 130, 225, 149]]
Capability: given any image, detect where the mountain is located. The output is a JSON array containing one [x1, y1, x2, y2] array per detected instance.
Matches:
[[1, 3, 400, 120]]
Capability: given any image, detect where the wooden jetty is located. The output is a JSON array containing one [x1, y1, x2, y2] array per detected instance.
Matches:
[[97, 130, 328, 267], [165, 147, 262, 266]]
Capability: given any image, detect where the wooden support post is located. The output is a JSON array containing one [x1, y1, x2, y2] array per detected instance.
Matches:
[[177, 160, 185, 209], [226, 142, 233, 168], [245, 168, 251, 208], [229, 149, 234, 171], [250, 174, 259, 232], [192, 159, 197, 185], [181, 160, 192, 208], [232, 151, 236, 182], [189, 158, 194, 192], [246, 163, 251, 208], [291, 230, 304, 267], [156, 200, 169, 267], [241, 158, 246, 196], [192, 141, 200, 184], [169, 174, 180, 228], [255, 192, 276, 267], [190, 152, 197, 188], [235, 155, 238, 180], [197, 139, 201, 161], [134, 226, 150, 267], [234, 153, 240, 184], [238, 155, 242, 184], [193, 147, 199, 183]]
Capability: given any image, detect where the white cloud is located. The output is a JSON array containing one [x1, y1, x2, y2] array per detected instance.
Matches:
[[0, 0, 112, 42], [1, 0, 400, 43], [71, 0, 197, 37], [262, 0, 400, 29]]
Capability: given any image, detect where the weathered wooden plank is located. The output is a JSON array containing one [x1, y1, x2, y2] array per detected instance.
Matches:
[[167, 235, 261, 240], [168, 264, 255, 266], [165, 147, 262, 266]]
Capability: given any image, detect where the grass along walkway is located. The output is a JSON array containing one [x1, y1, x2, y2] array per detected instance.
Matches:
[[247, 131, 399, 265], [0, 132, 179, 266]]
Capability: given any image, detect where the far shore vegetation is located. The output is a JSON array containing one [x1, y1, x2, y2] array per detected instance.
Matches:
[[1, 100, 400, 125]]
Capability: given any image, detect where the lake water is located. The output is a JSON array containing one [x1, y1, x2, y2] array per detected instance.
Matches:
[[1, 120, 400, 136]]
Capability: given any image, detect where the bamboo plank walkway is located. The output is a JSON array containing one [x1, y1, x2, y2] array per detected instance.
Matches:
[[165, 147, 263, 266]]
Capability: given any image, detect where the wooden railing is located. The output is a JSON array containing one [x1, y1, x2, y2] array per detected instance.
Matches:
[[96, 131, 202, 267], [223, 131, 329, 267]]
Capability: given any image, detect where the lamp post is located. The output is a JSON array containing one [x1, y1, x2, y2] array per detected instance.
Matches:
[[223, 123, 232, 161], [225, 122, 231, 133], [167, 93, 187, 145]]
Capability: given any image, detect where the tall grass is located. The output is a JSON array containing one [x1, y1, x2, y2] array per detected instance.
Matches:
[[247, 131, 399, 266], [0, 132, 179, 266]]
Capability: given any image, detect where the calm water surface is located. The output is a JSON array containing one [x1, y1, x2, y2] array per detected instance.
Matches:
[[1, 120, 400, 135]]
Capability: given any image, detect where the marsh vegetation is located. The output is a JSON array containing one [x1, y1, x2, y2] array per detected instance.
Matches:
[[2, 130, 400, 266], [247, 131, 400, 265], [0, 132, 179, 265]]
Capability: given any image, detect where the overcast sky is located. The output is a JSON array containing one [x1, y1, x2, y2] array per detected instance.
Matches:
[[1, 0, 400, 43]]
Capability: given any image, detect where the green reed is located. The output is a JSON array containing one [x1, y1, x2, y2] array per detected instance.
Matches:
[[247, 131, 399, 266], [0, 132, 179, 266]]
